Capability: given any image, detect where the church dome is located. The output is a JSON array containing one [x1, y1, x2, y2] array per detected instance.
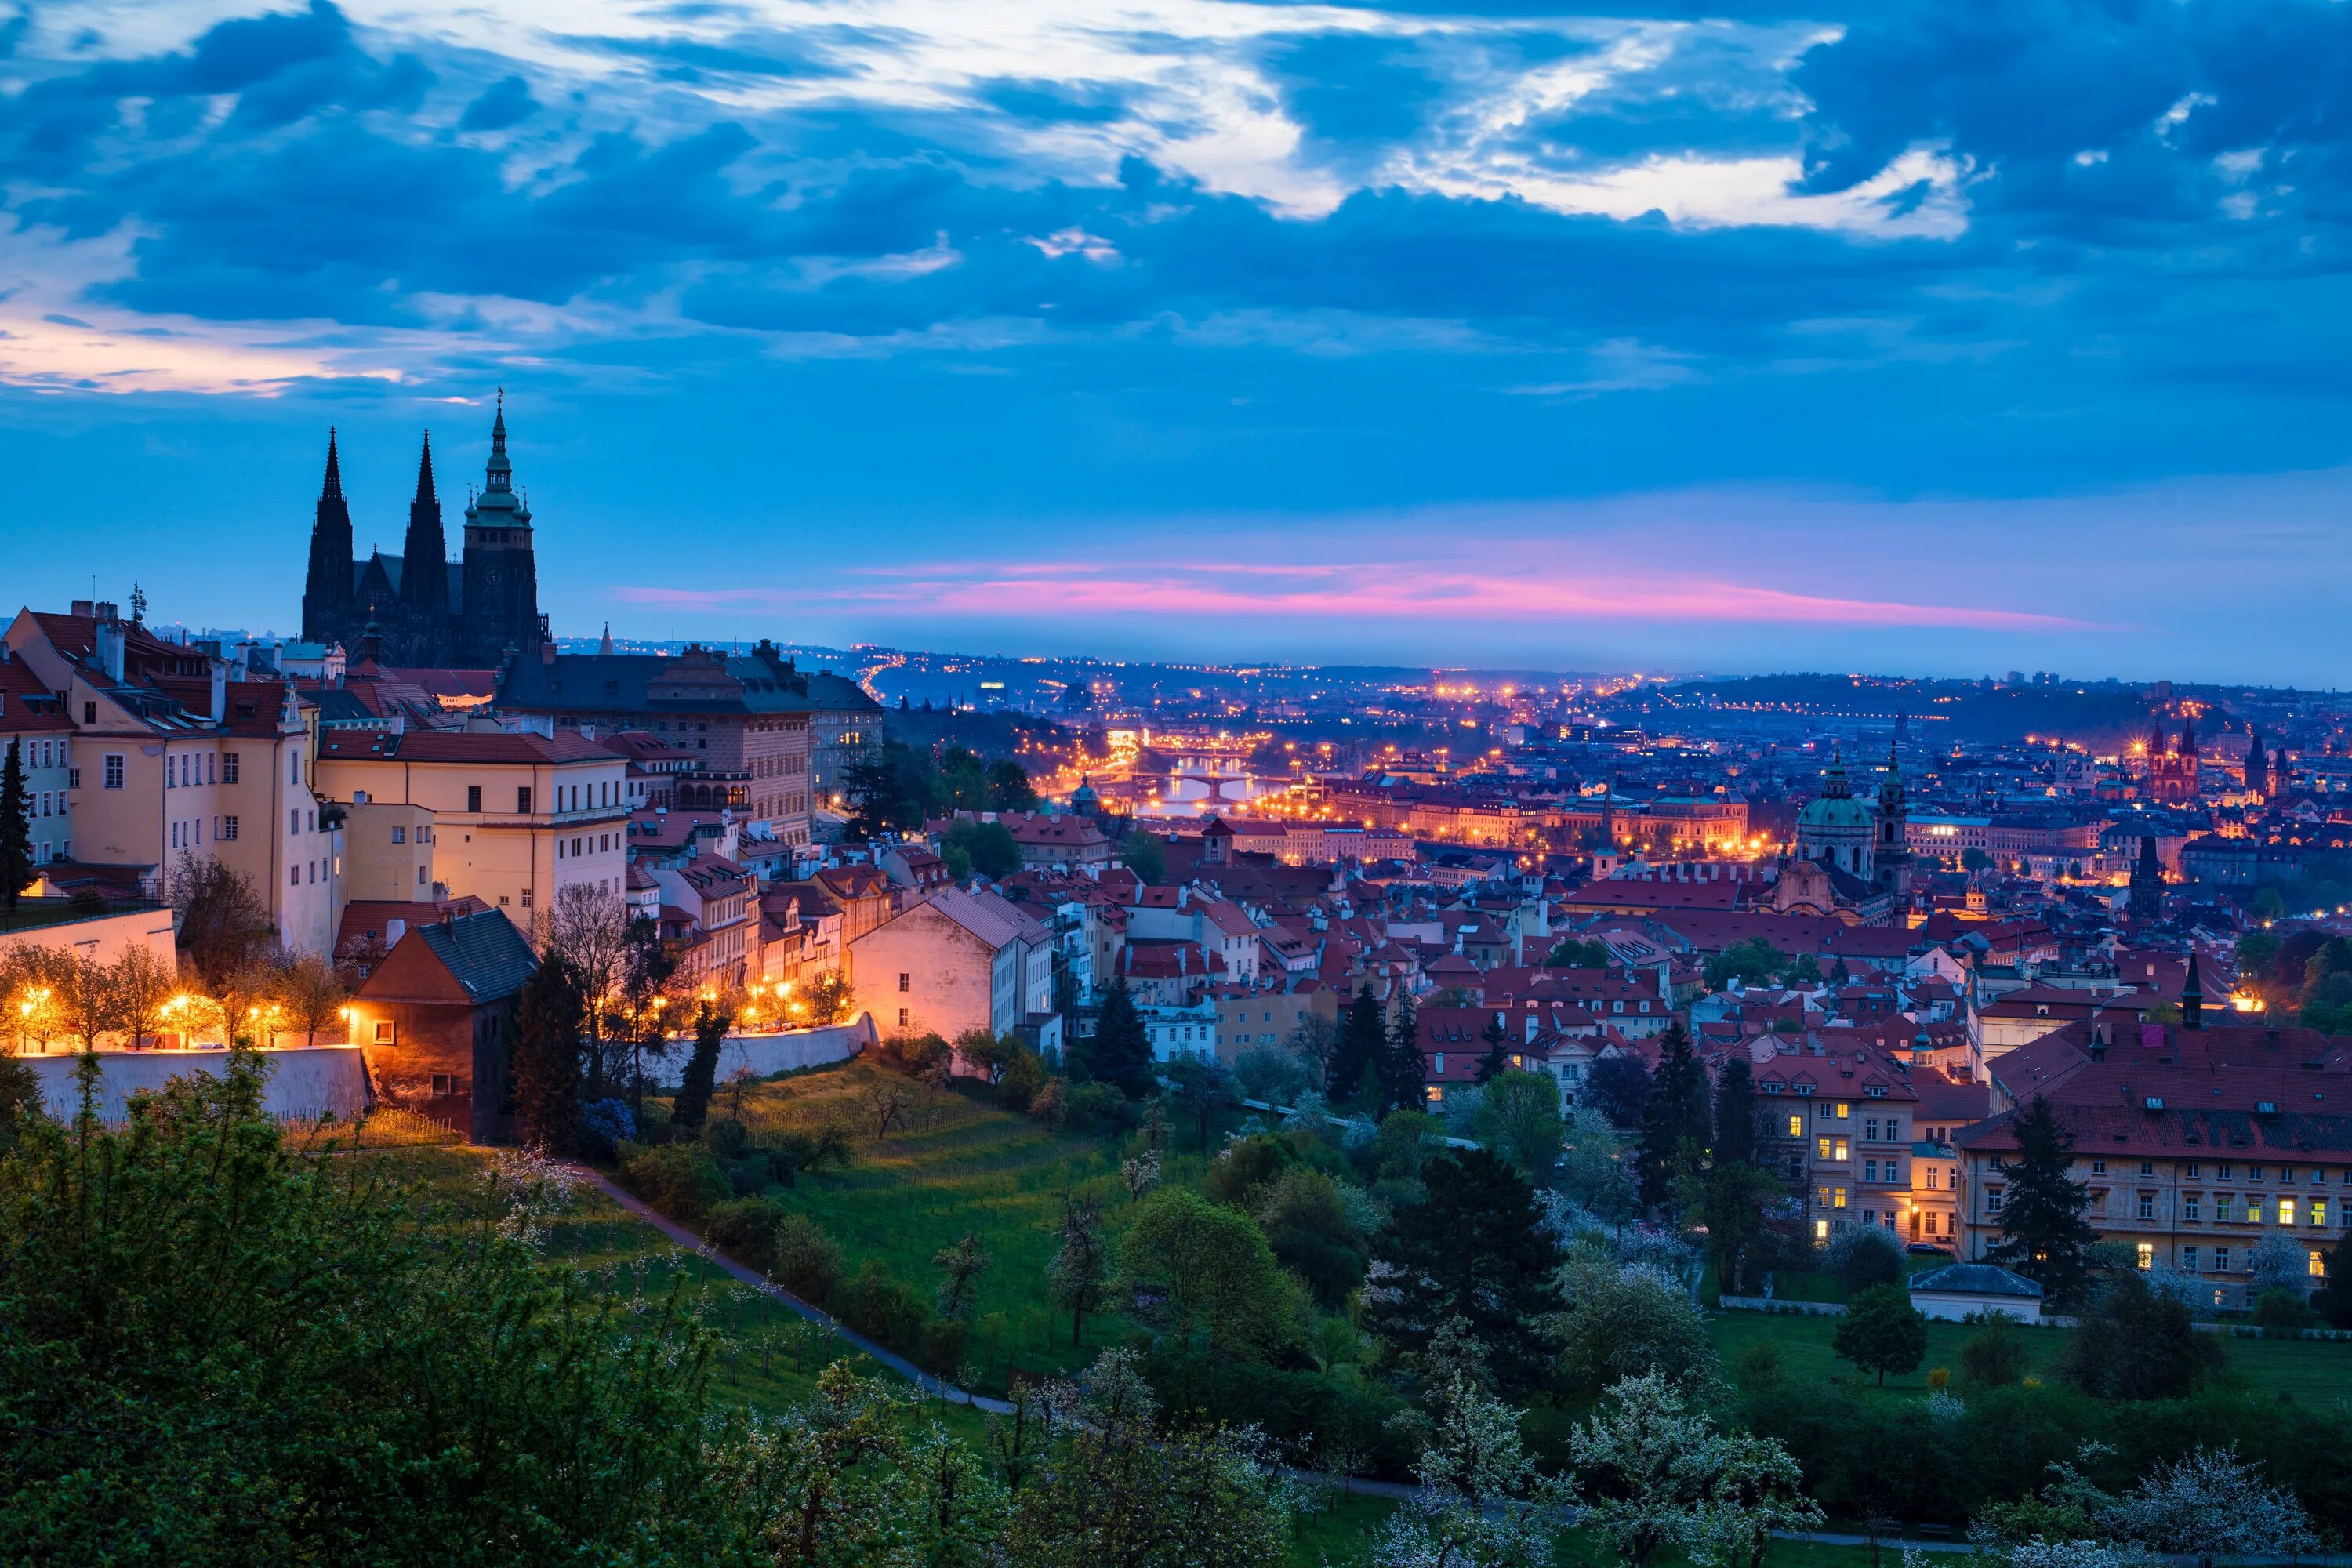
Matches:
[[1797, 790, 1875, 834]]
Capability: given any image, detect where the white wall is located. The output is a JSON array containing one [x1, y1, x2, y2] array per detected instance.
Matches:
[[22, 1044, 370, 1124], [637, 1013, 876, 1087]]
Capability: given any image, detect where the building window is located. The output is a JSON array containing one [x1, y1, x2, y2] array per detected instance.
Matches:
[[2136, 1242, 2153, 1270], [517, 787, 532, 814], [103, 753, 124, 789], [2214, 1247, 2230, 1272], [1787, 1114, 1802, 1138], [430, 1073, 455, 1098], [1835, 1102, 1849, 1119], [2183, 1194, 2200, 1221], [2248, 1200, 2267, 1225], [1833, 1187, 1847, 1209], [2313, 1249, 2328, 1279], [2181, 1245, 2198, 1271], [1987, 1189, 2004, 1214], [898, 973, 910, 993], [391, 826, 405, 844], [2279, 1197, 2297, 1226], [290, 868, 299, 887], [2091, 1159, 2107, 1175], [2215, 1196, 2233, 1222], [467, 786, 482, 813], [898, 1007, 909, 1028], [2315, 1199, 2330, 1227], [375, 1021, 394, 1043], [223, 752, 239, 783], [2138, 1193, 2155, 1221]]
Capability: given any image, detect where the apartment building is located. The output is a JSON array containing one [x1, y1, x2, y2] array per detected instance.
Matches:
[[4, 604, 337, 956], [1751, 1036, 1922, 1241], [0, 657, 74, 870], [314, 728, 626, 922], [1955, 1018, 2351, 1300]]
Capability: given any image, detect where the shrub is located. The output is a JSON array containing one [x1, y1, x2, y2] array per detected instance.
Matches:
[[1232, 1047, 1310, 1106], [768, 1123, 853, 1186], [1820, 1224, 1904, 1294], [1201, 1133, 1294, 1210], [2063, 1272, 2224, 1400], [699, 1116, 749, 1162], [919, 1318, 967, 1377], [880, 1032, 952, 1083], [2252, 1287, 2321, 1332], [702, 1196, 787, 1272], [616, 1141, 732, 1225], [771, 1213, 844, 1304], [726, 1153, 775, 1196], [1025, 1077, 1067, 1129], [835, 1258, 931, 1353], [1731, 1339, 1786, 1389], [1957, 1312, 2031, 1389], [577, 1098, 636, 1156], [1062, 1081, 1132, 1135]]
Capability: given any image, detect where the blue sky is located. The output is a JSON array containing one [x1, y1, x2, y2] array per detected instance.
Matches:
[[3, 0, 2350, 682]]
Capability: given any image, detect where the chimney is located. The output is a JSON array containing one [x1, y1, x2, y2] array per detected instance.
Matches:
[[70, 599, 94, 617], [95, 620, 125, 682], [208, 660, 227, 724]]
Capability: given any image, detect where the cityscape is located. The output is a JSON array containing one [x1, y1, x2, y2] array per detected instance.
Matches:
[[7, 2, 2352, 1566]]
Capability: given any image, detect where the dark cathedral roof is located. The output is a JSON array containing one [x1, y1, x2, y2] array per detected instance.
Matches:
[[349, 555, 465, 611], [495, 650, 822, 717]]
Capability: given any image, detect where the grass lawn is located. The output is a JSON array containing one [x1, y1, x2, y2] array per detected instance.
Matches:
[[1288, 1492, 1891, 1568], [365, 1144, 913, 1423], [1708, 1306, 2352, 1404], [713, 1058, 1233, 1392]]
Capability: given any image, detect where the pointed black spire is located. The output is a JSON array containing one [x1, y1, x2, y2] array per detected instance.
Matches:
[[303, 426, 356, 643], [321, 427, 344, 502], [2180, 949, 2205, 1030], [402, 427, 449, 615]]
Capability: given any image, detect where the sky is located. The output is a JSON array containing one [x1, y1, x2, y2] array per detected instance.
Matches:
[[3, 0, 2350, 684]]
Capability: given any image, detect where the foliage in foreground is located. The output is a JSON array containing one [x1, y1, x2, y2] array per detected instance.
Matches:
[[0, 1056, 1292, 1566]]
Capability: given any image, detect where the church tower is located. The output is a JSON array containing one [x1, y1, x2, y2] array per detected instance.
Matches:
[[2129, 834, 2164, 925], [299, 430, 354, 646], [2245, 728, 2268, 802], [459, 393, 543, 664], [401, 432, 448, 617], [1874, 736, 1909, 898]]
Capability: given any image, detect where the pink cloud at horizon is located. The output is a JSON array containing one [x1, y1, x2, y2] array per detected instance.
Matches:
[[615, 560, 2096, 633]]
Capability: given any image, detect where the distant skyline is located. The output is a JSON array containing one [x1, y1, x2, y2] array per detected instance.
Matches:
[[5, 2, 2351, 684]]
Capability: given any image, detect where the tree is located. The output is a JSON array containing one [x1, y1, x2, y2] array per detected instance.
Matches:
[[670, 995, 735, 1132], [269, 950, 346, 1047], [1955, 1312, 2030, 1388], [1087, 978, 1155, 1098], [2246, 1232, 2308, 1296], [1962, 847, 1994, 873], [1710, 1057, 1759, 1167], [2318, 1230, 2352, 1328], [1368, 1149, 1558, 1396], [0, 1051, 798, 1565], [997, 1350, 1293, 1568], [0, 739, 29, 911], [1118, 830, 1165, 884], [985, 759, 1039, 811], [540, 882, 634, 1098], [1383, 996, 1425, 1115], [110, 945, 176, 1051], [1548, 1251, 1722, 1399], [1546, 937, 1613, 969], [942, 818, 1021, 881], [47, 949, 120, 1053], [1254, 1164, 1367, 1308], [1703, 938, 1785, 993], [1474, 1011, 1514, 1084], [1231, 1046, 1309, 1106], [799, 967, 855, 1025], [1567, 1371, 1722, 1568], [858, 1076, 920, 1142], [934, 1232, 993, 1321], [1559, 1107, 1639, 1222], [169, 855, 273, 987], [844, 739, 930, 839], [1288, 1013, 1338, 1091], [1832, 1284, 1927, 1386], [1119, 1186, 1298, 1360], [511, 950, 586, 1150], [1163, 1054, 1237, 1149], [617, 914, 679, 1124], [1638, 1022, 1708, 1213], [1330, 984, 1386, 1102], [1472, 1069, 1563, 1181], [2105, 1446, 2319, 1560], [1584, 1049, 1653, 1131], [1047, 1192, 1110, 1348], [1374, 1328, 1573, 1568], [1986, 1096, 2100, 1305], [1684, 1157, 1786, 1297], [1782, 952, 1822, 987], [2060, 1271, 2222, 1400], [1685, 1430, 1824, 1568]]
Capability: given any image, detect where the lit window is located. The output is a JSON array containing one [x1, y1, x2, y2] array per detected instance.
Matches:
[[2136, 1242, 2153, 1270]]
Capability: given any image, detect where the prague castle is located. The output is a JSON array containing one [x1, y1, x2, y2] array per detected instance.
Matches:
[[299, 395, 544, 667]]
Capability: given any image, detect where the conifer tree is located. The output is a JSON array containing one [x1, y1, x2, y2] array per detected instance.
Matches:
[[1329, 983, 1385, 1102], [1636, 1020, 1708, 1211], [1711, 1055, 1759, 1167], [1987, 1094, 2100, 1305], [510, 953, 585, 1150], [0, 740, 28, 912], [1385, 995, 1425, 1113], [1474, 1011, 1513, 1084], [1088, 977, 1155, 1098]]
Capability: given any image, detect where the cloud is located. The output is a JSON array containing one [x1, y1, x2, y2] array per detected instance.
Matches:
[[459, 73, 538, 131]]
